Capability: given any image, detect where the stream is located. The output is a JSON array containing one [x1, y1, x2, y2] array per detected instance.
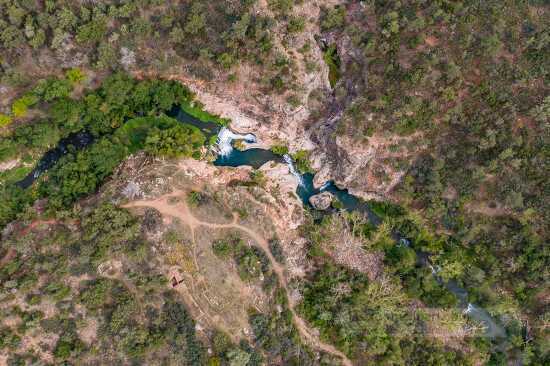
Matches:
[[205, 113, 508, 346], [15, 105, 507, 345], [16, 130, 94, 189]]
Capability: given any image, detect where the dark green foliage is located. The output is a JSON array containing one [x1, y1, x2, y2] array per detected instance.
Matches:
[[79, 278, 112, 312], [160, 293, 206, 365], [323, 44, 341, 88], [320, 5, 346, 31], [116, 115, 204, 155], [47, 317, 85, 361], [212, 238, 234, 259], [187, 191, 204, 207], [385, 245, 417, 274], [80, 203, 140, 262], [291, 150, 313, 173], [368, 200, 405, 219], [269, 144, 289, 156], [0, 75, 207, 227], [249, 308, 317, 365], [32, 78, 72, 102], [268, 238, 285, 264], [298, 262, 464, 363], [0, 327, 21, 350], [144, 124, 205, 158], [0, 185, 34, 227], [39, 137, 128, 207]]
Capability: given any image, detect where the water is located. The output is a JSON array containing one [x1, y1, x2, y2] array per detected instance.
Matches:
[[213, 133, 506, 343], [167, 106, 221, 137], [216, 127, 256, 157], [214, 148, 284, 169], [463, 303, 507, 340], [15, 106, 218, 188], [16, 105, 507, 344], [16, 131, 94, 188], [283, 154, 303, 186]]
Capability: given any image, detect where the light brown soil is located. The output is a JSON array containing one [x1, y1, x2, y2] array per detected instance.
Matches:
[[123, 189, 352, 366]]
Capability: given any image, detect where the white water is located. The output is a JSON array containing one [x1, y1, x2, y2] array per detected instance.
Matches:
[[463, 303, 475, 314], [398, 238, 410, 247], [429, 263, 441, 274], [319, 181, 331, 191], [283, 154, 304, 186], [216, 127, 256, 157]]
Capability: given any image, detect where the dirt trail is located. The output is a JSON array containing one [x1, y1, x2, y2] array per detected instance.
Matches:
[[123, 190, 352, 366]]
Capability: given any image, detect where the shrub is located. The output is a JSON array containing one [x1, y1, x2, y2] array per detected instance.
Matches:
[[268, 238, 285, 264], [0, 328, 21, 350], [0, 113, 12, 127], [79, 279, 111, 311], [270, 144, 289, 156], [187, 191, 203, 207], [291, 150, 312, 173], [65, 68, 85, 84], [212, 239, 234, 259], [11, 94, 38, 118], [321, 5, 346, 31], [144, 124, 205, 158], [323, 44, 341, 88], [33, 78, 72, 102], [287, 17, 305, 33]]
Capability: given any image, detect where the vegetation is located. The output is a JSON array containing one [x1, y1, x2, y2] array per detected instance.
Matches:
[[299, 212, 485, 364], [322, 44, 341, 88], [0, 199, 208, 364], [270, 144, 289, 156], [313, 2, 549, 363], [212, 235, 269, 282], [0, 74, 211, 226], [291, 149, 313, 173], [0, 0, 547, 364]]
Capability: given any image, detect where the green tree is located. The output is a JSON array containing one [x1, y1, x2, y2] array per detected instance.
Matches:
[[11, 94, 39, 117], [66, 68, 86, 84], [0, 114, 12, 127]]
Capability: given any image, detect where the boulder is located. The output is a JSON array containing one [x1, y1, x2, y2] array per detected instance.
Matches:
[[308, 192, 334, 210]]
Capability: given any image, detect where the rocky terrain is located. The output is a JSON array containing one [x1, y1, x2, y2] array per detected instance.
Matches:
[[1, 1, 547, 364]]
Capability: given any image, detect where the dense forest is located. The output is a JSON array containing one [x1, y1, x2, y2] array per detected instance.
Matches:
[[0, 0, 548, 365]]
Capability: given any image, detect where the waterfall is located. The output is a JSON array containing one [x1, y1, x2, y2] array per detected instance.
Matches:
[[319, 181, 331, 191], [283, 154, 304, 186], [463, 303, 475, 314], [216, 127, 256, 157], [399, 238, 410, 247], [428, 263, 441, 274]]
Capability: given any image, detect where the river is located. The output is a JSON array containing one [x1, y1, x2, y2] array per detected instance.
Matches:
[[15, 105, 507, 346]]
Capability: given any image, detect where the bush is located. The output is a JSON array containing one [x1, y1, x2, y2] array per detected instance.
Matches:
[[270, 144, 289, 156], [144, 124, 205, 158], [323, 44, 341, 88], [212, 239, 234, 259], [79, 279, 111, 311], [0, 328, 20, 350], [291, 150, 312, 173], [268, 238, 285, 264], [65, 68, 85, 84], [0, 113, 12, 127], [33, 78, 72, 102], [187, 191, 204, 207], [320, 5, 346, 31], [11, 94, 38, 118]]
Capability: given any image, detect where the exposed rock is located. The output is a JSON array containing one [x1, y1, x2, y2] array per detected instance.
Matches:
[[122, 181, 142, 200], [0, 159, 20, 172], [120, 47, 136, 71], [310, 132, 424, 200], [309, 191, 334, 210]]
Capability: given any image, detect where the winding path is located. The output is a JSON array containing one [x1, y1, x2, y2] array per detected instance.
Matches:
[[123, 190, 352, 366]]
